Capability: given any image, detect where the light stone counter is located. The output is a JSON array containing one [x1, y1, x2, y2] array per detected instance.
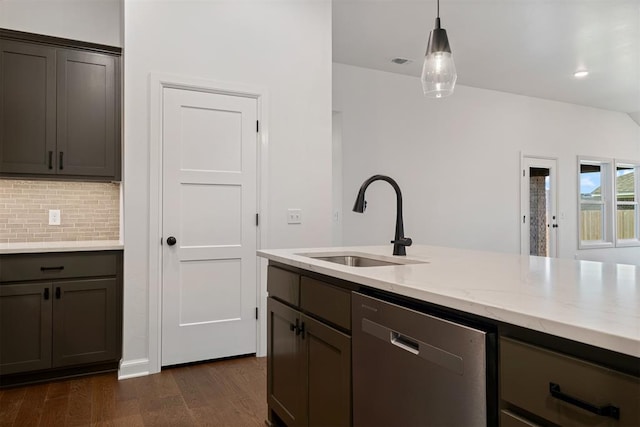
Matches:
[[258, 244, 640, 358], [0, 240, 123, 254]]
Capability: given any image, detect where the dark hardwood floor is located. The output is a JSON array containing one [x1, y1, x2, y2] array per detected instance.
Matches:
[[0, 356, 267, 426]]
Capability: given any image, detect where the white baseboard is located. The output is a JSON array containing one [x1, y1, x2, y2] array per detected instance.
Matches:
[[118, 358, 151, 380]]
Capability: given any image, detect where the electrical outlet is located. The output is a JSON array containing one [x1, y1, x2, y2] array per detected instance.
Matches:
[[49, 209, 61, 226], [287, 209, 302, 224]]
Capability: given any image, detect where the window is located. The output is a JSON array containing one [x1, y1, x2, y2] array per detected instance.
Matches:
[[579, 158, 612, 248], [578, 157, 640, 248], [615, 162, 640, 245]]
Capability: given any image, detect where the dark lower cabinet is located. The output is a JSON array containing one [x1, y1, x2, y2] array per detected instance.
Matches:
[[0, 283, 52, 375], [304, 315, 351, 426], [267, 298, 351, 427], [52, 278, 118, 367], [267, 268, 352, 427], [500, 337, 640, 427], [0, 251, 123, 386], [268, 298, 305, 426]]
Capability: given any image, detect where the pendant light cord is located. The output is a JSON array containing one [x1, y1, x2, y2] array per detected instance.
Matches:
[[437, 0, 440, 18]]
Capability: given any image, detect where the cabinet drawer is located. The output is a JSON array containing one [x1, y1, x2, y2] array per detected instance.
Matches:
[[0, 252, 117, 282], [267, 266, 299, 306], [500, 410, 541, 427], [300, 276, 350, 331], [501, 337, 640, 426]]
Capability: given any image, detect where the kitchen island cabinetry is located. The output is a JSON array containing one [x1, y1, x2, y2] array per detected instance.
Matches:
[[0, 250, 122, 386], [0, 30, 120, 181], [267, 266, 351, 427], [260, 245, 640, 427], [500, 337, 640, 427]]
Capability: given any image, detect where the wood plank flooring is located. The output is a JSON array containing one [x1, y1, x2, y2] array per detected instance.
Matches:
[[0, 356, 267, 427]]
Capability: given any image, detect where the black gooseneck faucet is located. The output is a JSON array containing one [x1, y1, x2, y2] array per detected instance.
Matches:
[[352, 175, 413, 256]]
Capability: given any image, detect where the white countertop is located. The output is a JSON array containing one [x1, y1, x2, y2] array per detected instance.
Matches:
[[0, 240, 123, 254], [258, 245, 640, 358]]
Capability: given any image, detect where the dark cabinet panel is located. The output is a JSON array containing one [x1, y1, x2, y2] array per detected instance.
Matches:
[[0, 30, 121, 181], [52, 278, 118, 367], [0, 251, 123, 383], [267, 268, 352, 427], [300, 277, 351, 331], [0, 251, 117, 282], [0, 283, 52, 375], [268, 297, 305, 427], [0, 40, 56, 174], [56, 50, 116, 177], [303, 315, 351, 427], [501, 337, 640, 427]]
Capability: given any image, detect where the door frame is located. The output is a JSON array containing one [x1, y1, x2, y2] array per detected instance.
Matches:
[[147, 73, 269, 375], [520, 154, 559, 257]]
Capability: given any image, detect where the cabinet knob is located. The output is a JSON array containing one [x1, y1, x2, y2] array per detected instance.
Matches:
[[166, 236, 177, 246]]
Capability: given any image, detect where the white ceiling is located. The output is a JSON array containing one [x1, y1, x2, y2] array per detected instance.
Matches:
[[333, 0, 640, 115]]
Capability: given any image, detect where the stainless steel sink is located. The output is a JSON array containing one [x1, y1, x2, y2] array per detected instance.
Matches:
[[299, 252, 425, 267], [312, 255, 404, 267]]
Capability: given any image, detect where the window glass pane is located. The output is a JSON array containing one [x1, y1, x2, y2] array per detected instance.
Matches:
[[617, 204, 637, 240], [616, 166, 635, 202], [580, 203, 604, 241], [580, 164, 602, 202]]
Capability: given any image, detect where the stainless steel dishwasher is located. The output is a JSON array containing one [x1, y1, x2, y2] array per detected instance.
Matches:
[[353, 292, 494, 427]]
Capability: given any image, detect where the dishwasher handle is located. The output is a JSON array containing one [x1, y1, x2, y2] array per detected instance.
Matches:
[[391, 331, 419, 355]]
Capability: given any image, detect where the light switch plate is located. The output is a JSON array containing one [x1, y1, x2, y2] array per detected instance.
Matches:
[[49, 209, 61, 226], [287, 209, 302, 224]]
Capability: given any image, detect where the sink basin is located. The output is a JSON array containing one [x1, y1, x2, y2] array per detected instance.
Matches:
[[299, 252, 426, 267], [312, 255, 403, 267]]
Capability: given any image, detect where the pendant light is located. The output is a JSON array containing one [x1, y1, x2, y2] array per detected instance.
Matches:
[[421, 0, 457, 98]]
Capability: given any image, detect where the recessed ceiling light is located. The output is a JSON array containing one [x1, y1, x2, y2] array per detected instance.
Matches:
[[573, 70, 589, 78], [391, 57, 411, 65]]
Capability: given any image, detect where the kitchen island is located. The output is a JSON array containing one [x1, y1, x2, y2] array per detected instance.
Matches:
[[258, 244, 639, 426]]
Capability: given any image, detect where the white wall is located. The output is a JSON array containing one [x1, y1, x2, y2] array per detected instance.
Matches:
[[332, 111, 344, 245], [0, 0, 122, 47], [333, 63, 640, 265], [123, 1, 332, 377]]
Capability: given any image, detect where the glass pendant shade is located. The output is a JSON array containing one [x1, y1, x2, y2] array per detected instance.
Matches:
[[421, 18, 457, 98]]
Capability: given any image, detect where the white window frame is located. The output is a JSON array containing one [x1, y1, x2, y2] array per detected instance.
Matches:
[[614, 160, 640, 247], [578, 156, 614, 249]]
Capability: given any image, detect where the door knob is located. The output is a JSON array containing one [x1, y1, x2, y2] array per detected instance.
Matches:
[[166, 236, 177, 246]]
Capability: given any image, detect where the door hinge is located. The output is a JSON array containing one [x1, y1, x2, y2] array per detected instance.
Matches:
[[256, 213, 259, 226], [255, 307, 259, 320], [256, 120, 259, 133], [523, 169, 525, 177]]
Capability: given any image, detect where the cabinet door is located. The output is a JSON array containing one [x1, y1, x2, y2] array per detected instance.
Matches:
[[302, 314, 351, 427], [0, 283, 52, 374], [267, 297, 306, 426], [0, 40, 56, 175], [56, 49, 116, 178], [52, 278, 118, 367]]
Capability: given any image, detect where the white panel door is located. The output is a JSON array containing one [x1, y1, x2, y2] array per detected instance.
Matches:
[[161, 87, 257, 366]]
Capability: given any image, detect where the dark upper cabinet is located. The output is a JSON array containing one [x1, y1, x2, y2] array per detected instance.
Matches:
[[56, 50, 116, 178], [0, 40, 56, 174], [0, 30, 121, 181]]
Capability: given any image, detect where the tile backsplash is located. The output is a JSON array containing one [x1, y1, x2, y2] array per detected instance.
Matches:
[[0, 180, 120, 243]]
